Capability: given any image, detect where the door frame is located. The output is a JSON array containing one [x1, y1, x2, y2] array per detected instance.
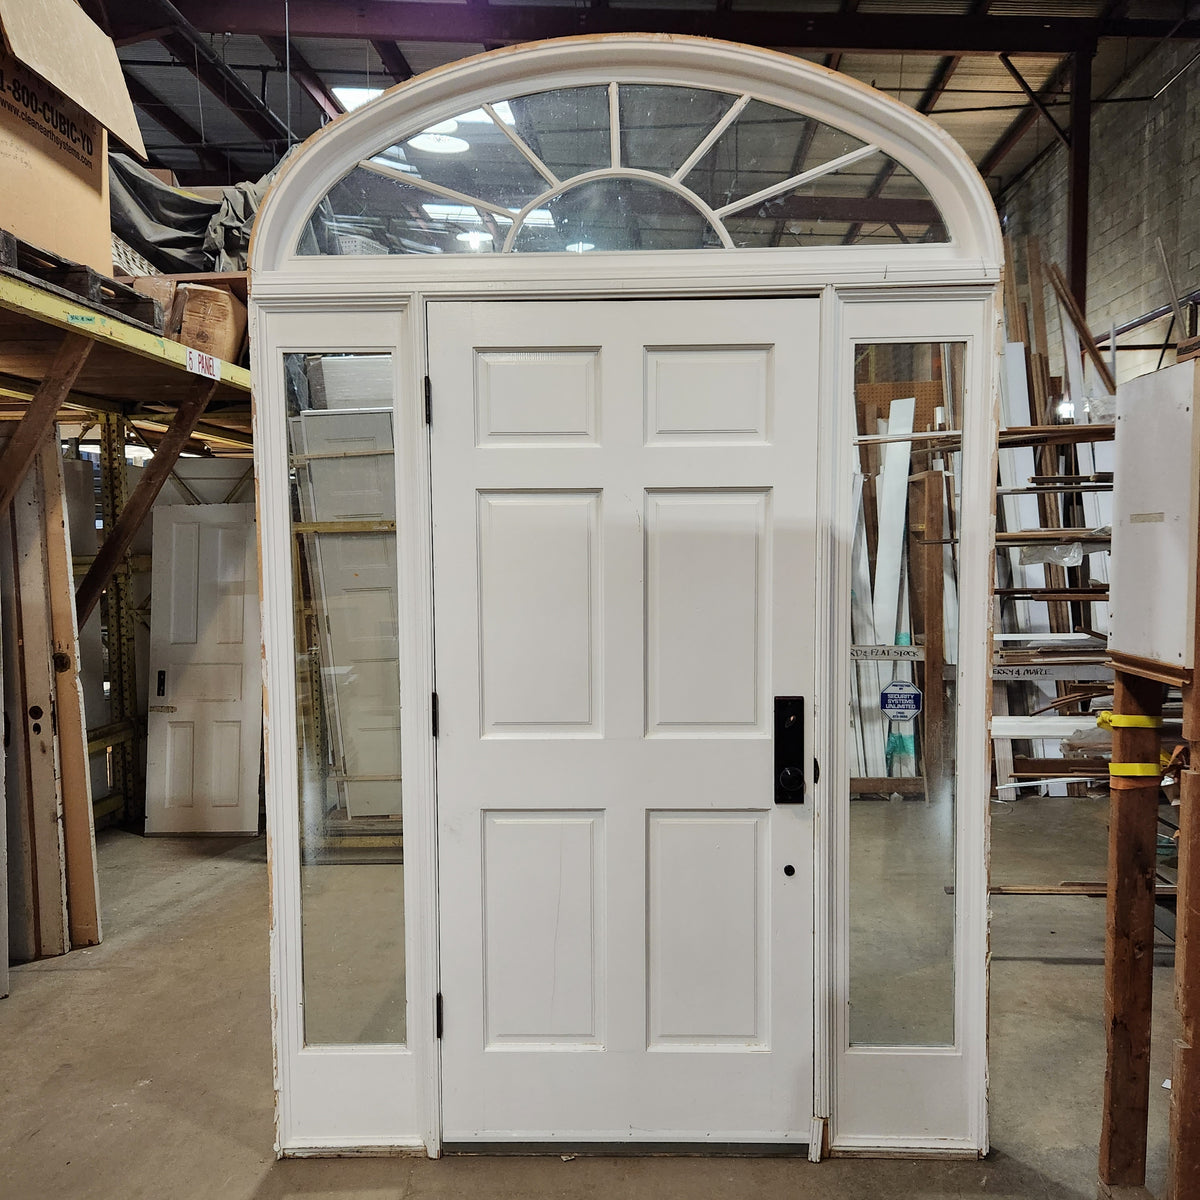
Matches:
[[253, 268, 998, 1157]]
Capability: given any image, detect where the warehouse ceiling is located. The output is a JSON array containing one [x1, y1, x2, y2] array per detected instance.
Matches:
[[83, 0, 1200, 203]]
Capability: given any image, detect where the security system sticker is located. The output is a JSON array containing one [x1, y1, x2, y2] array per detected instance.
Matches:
[[880, 680, 922, 721]]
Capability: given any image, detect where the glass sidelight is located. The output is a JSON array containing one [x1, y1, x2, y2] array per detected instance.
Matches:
[[847, 341, 965, 1047], [285, 351, 406, 1046]]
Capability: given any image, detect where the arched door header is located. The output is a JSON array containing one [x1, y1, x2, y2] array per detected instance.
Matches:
[[251, 36, 1002, 273]]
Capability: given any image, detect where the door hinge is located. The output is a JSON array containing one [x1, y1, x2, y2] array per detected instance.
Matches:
[[436, 992, 444, 1039], [431, 691, 439, 738], [424, 375, 432, 425]]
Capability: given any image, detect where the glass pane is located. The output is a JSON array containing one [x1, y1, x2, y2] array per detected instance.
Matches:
[[723, 159, 949, 248], [286, 351, 405, 1045], [511, 178, 719, 253], [684, 98, 868, 212], [848, 341, 965, 1047], [398, 110, 548, 209], [302, 168, 516, 255], [618, 84, 736, 176], [509, 86, 611, 181]]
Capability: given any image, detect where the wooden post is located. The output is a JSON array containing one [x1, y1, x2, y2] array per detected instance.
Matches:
[[2, 451, 70, 959], [39, 433, 102, 947], [75, 379, 219, 627], [910, 471, 947, 800], [1168, 762, 1200, 1198], [1099, 669, 1165, 1187], [1168, 607, 1200, 1198], [0, 334, 92, 518]]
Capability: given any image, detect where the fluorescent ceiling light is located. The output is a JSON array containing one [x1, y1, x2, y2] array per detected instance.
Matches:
[[566, 241, 595, 253], [423, 203, 484, 223], [333, 86, 384, 111], [368, 146, 417, 174], [456, 101, 516, 125], [408, 132, 469, 154], [508, 208, 554, 227], [456, 230, 493, 249]]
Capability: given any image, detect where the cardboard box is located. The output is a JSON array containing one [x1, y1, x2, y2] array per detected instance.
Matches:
[[169, 283, 248, 364], [0, 0, 146, 276], [131, 275, 177, 330]]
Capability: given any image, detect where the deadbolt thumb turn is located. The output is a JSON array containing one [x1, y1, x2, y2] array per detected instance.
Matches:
[[774, 695, 805, 804]]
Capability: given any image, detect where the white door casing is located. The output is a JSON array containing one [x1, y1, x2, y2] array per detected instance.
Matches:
[[430, 298, 820, 1142], [145, 503, 262, 835]]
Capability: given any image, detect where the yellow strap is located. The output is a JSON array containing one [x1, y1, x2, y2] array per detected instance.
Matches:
[[1109, 762, 1162, 777], [1096, 710, 1164, 730]]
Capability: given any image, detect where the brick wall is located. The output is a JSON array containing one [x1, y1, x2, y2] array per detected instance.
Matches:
[[999, 39, 1200, 387]]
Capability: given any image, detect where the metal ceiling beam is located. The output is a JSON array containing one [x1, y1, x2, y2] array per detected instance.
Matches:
[[372, 40, 415, 84], [153, 1, 1200, 55], [261, 36, 344, 121], [999, 53, 1070, 149], [122, 72, 245, 178], [143, 0, 290, 145], [978, 57, 1073, 179], [978, 0, 1128, 181], [1067, 47, 1093, 308]]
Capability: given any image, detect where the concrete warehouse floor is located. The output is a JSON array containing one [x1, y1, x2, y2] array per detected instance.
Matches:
[[0, 792, 1178, 1200]]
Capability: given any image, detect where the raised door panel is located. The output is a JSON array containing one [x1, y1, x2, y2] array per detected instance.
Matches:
[[645, 490, 770, 734], [478, 492, 601, 737]]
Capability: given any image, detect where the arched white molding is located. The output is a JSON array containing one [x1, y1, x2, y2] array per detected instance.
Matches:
[[498, 167, 735, 252], [250, 35, 1003, 276]]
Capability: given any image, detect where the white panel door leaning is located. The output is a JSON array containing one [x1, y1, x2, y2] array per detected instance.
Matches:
[[146, 503, 261, 834], [430, 298, 820, 1143]]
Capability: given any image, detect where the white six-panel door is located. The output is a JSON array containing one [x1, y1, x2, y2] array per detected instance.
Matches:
[[430, 299, 820, 1143], [145, 503, 261, 835]]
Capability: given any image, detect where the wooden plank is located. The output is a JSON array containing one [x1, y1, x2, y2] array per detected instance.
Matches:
[[1099, 670, 1165, 1188], [991, 883, 1177, 897], [1012, 755, 1109, 777], [1168, 767, 1200, 1198], [1026, 236, 1051, 362], [0, 528, 7, 995], [39, 434, 101, 947], [1002, 235, 1029, 345], [0, 495, 34, 961], [75, 380, 220, 627], [913, 471, 948, 798], [1047, 260, 1118, 395], [0, 334, 91, 518], [996, 529, 1111, 545], [999, 424, 1115, 447], [7, 452, 69, 958], [851, 777, 927, 795]]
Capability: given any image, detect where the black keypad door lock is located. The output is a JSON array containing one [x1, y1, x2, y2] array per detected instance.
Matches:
[[774, 696, 805, 804]]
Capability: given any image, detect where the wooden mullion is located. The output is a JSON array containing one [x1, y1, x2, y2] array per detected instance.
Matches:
[[0, 333, 92, 518], [76, 380, 220, 627]]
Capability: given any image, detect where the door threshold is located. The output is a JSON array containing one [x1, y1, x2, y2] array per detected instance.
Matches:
[[442, 1141, 812, 1158]]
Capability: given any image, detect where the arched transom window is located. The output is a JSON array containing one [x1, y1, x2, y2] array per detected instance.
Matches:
[[301, 83, 949, 256]]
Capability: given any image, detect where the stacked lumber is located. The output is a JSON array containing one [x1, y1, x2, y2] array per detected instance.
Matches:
[[994, 235, 1117, 794]]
